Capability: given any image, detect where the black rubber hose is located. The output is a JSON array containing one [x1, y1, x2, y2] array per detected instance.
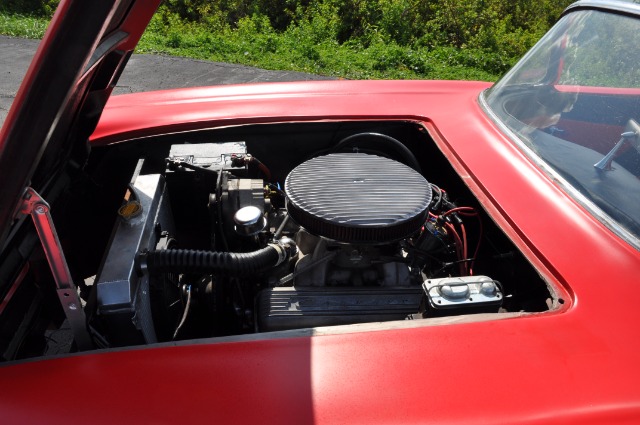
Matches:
[[331, 132, 422, 173], [145, 245, 281, 275]]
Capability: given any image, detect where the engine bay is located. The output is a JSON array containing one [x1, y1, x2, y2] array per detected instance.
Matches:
[[0, 120, 558, 357]]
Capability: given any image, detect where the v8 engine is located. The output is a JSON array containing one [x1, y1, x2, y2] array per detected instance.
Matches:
[[90, 129, 542, 346]]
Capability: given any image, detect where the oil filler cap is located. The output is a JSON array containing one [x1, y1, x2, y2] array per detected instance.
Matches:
[[234, 206, 266, 236]]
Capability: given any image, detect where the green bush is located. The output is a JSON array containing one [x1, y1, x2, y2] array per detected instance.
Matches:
[[0, 13, 48, 37], [0, 0, 577, 81], [0, 0, 59, 17]]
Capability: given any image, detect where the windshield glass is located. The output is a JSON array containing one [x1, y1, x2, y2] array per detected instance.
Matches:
[[484, 7, 640, 245]]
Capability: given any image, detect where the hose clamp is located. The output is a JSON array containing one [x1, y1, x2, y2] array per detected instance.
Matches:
[[270, 237, 298, 266]]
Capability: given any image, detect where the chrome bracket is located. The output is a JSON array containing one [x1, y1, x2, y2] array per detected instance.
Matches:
[[20, 188, 92, 350], [593, 131, 636, 171], [594, 119, 640, 171]]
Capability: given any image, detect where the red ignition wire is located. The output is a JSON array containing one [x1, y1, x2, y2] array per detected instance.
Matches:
[[469, 216, 483, 276], [441, 206, 484, 275], [460, 223, 468, 275], [444, 222, 465, 275]]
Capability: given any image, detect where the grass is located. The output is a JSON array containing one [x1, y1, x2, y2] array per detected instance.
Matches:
[[0, 12, 48, 38], [136, 10, 505, 81], [0, 10, 506, 81]]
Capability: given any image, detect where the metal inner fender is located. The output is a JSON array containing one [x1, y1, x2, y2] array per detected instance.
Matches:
[[285, 153, 432, 244]]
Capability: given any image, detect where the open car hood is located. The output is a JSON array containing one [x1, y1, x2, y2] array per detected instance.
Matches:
[[0, 0, 160, 246]]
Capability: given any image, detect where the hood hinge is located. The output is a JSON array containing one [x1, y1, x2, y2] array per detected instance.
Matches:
[[20, 187, 92, 351]]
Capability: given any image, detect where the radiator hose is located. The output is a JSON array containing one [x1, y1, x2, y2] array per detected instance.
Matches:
[[141, 239, 296, 275]]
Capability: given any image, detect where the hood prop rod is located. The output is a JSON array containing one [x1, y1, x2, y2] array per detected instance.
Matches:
[[20, 188, 92, 351]]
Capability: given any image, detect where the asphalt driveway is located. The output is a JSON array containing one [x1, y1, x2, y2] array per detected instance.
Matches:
[[0, 35, 331, 127]]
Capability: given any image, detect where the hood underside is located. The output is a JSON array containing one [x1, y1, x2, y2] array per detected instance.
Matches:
[[0, 0, 160, 247]]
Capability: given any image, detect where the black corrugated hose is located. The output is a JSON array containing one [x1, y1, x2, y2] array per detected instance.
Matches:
[[142, 242, 294, 275]]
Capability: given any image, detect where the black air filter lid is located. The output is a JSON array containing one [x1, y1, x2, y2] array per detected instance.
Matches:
[[285, 153, 432, 244]]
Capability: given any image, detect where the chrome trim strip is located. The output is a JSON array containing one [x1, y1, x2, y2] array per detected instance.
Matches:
[[564, 0, 640, 18]]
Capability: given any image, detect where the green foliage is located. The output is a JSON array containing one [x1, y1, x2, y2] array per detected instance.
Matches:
[[147, 0, 574, 58], [0, 13, 48, 37], [0, 0, 59, 17], [0, 0, 577, 81], [132, 7, 499, 81]]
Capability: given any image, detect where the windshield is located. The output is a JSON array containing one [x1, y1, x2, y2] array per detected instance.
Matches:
[[483, 7, 640, 246]]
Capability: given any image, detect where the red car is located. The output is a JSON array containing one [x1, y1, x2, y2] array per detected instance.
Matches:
[[1, 0, 639, 423]]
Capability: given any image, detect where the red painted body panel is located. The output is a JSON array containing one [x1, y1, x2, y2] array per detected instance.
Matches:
[[0, 80, 638, 423]]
